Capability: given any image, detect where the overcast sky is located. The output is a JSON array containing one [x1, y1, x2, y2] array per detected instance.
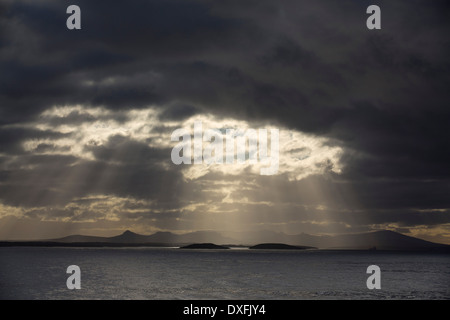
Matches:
[[0, 0, 449, 243]]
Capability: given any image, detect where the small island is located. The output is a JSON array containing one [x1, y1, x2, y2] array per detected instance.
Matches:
[[179, 243, 230, 249], [249, 243, 316, 250]]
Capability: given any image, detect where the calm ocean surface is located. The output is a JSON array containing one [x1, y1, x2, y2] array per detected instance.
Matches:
[[0, 247, 449, 300]]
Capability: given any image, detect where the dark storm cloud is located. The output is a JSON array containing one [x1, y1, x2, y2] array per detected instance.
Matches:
[[86, 134, 170, 165], [159, 103, 200, 121], [0, 0, 254, 122], [1, 0, 449, 236], [0, 155, 184, 208], [0, 127, 70, 154]]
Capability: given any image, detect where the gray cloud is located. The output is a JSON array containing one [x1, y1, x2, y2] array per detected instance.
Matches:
[[86, 134, 169, 165], [1, 0, 449, 241]]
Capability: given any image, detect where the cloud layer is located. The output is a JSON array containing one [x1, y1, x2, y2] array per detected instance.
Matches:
[[0, 0, 449, 243]]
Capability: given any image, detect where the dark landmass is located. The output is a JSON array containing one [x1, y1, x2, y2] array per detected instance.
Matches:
[[230, 230, 450, 252], [180, 243, 229, 249], [0, 241, 174, 248], [250, 243, 315, 250], [1, 230, 449, 252], [52, 230, 235, 245]]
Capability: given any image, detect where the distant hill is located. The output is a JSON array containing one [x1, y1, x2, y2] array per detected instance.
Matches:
[[301, 230, 449, 250], [231, 230, 450, 251], [54, 234, 111, 243], [52, 230, 235, 246], [315, 230, 448, 250], [24, 229, 448, 251]]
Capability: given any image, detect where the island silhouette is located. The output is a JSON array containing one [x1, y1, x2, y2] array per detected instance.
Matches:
[[180, 243, 229, 249], [249, 243, 315, 250]]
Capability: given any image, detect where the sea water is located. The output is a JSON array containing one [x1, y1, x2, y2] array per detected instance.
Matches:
[[0, 247, 448, 300]]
